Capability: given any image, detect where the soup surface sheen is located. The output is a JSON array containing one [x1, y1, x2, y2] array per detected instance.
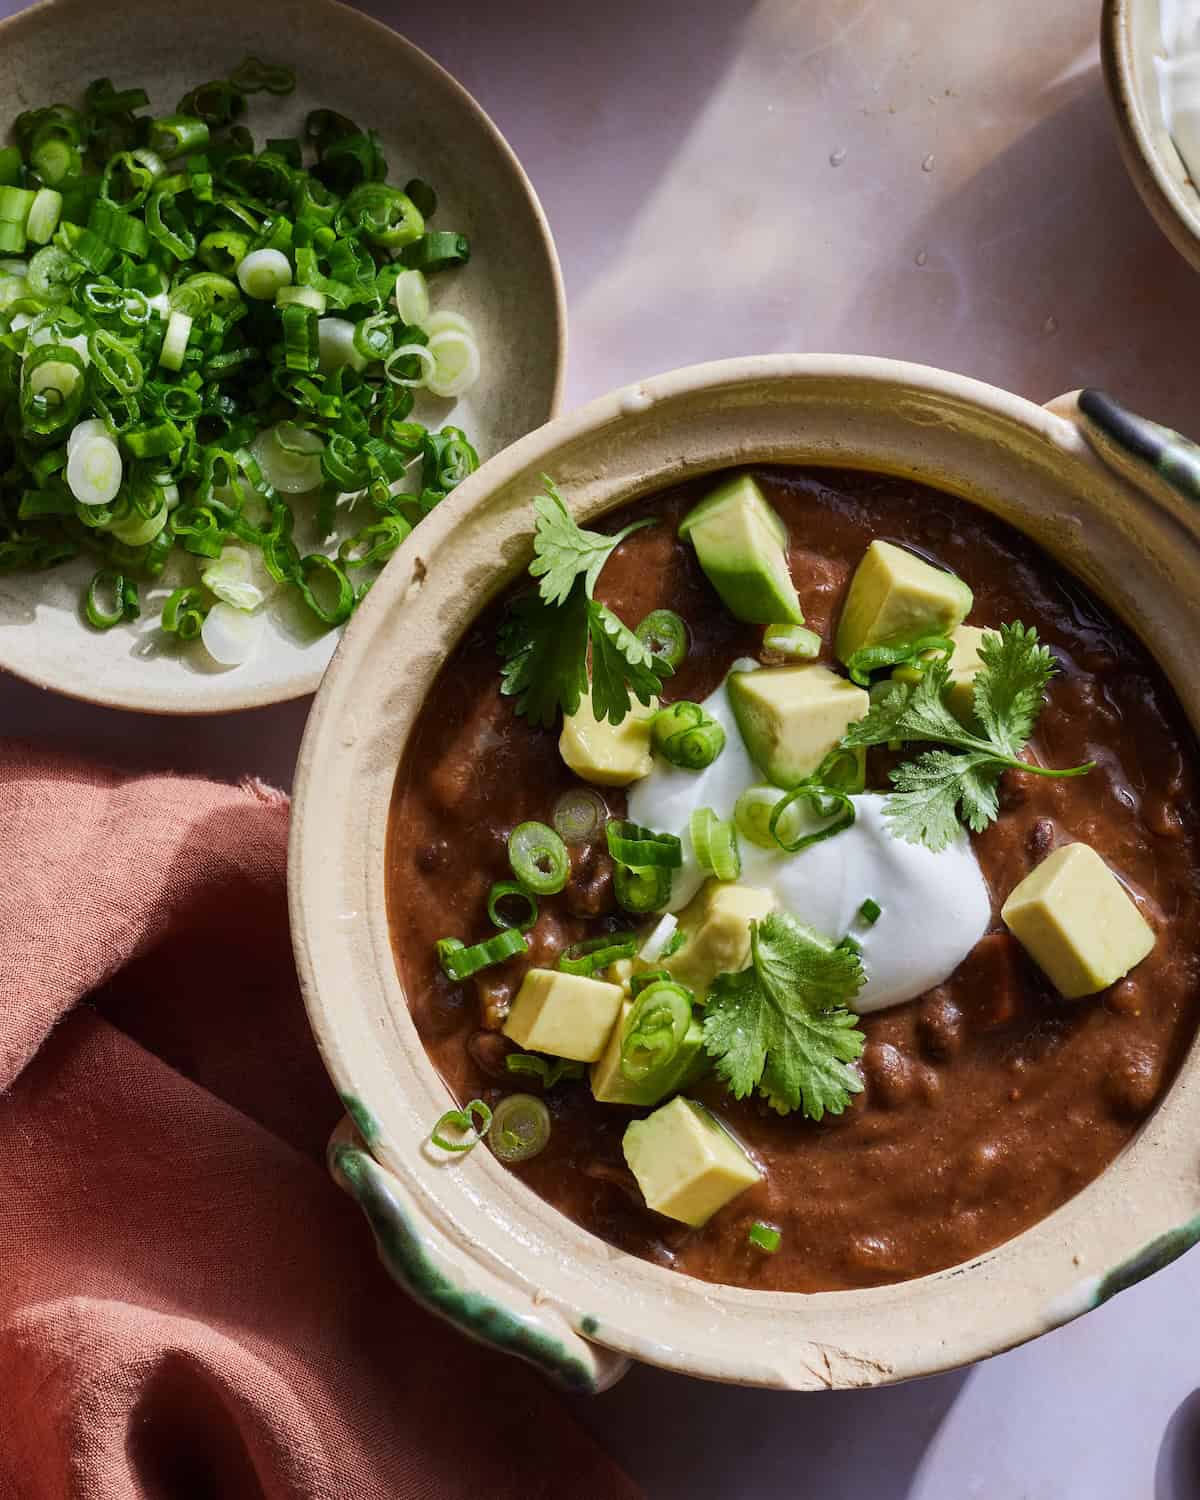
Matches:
[[388, 468, 1200, 1293]]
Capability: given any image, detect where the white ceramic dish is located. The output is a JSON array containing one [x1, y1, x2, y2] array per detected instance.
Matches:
[[290, 354, 1200, 1395], [1103, 0, 1200, 271], [0, 0, 564, 713]]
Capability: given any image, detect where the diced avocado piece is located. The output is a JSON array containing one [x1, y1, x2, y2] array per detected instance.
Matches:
[[1001, 843, 1155, 999], [678, 474, 803, 625], [623, 1096, 761, 1226], [664, 880, 776, 998], [560, 694, 657, 786], [728, 663, 869, 787], [503, 968, 624, 1061], [892, 624, 988, 724], [591, 999, 706, 1106], [836, 540, 973, 665]]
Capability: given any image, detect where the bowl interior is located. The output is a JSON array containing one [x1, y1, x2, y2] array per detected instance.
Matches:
[[1106, 0, 1200, 265], [0, 0, 564, 713], [291, 355, 1200, 1389]]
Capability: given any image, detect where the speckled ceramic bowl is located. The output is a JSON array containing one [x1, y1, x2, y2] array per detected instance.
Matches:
[[1102, 0, 1200, 271], [0, 0, 564, 713], [290, 356, 1200, 1393]]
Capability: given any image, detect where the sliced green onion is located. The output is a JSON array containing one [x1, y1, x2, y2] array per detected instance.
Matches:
[[557, 933, 640, 976], [198, 228, 251, 274], [605, 820, 683, 869], [735, 785, 789, 850], [845, 633, 954, 688], [551, 787, 608, 845], [487, 880, 538, 932], [651, 700, 725, 770], [430, 1098, 492, 1154], [400, 230, 470, 274], [393, 267, 430, 326], [27, 245, 78, 305], [489, 1094, 551, 1163], [201, 602, 263, 665], [296, 553, 354, 626], [161, 586, 209, 639], [504, 1053, 584, 1088], [252, 421, 323, 493], [768, 782, 856, 853], [383, 340, 435, 388], [638, 912, 679, 963], [635, 609, 688, 669], [276, 283, 326, 313], [84, 568, 137, 630], [202, 545, 264, 611], [619, 981, 693, 1084], [690, 807, 741, 881], [763, 624, 822, 659], [149, 115, 210, 157], [236, 247, 292, 300], [123, 420, 182, 459], [839, 934, 863, 956], [158, 309, 192, 370], [858, 897, 882, 926], [749, 1222, 781, 1254], [281, 302, 319, 372], [508, 821, 569, 895], [613, 862, 671, 915], [424, 327, 480, 398], [317, 315, 368, 373], [436, 928, 528, 981], [230, 56, 297, 95], [26, 188, 62, 245]]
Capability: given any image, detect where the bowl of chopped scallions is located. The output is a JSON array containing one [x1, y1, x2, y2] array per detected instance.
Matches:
[[0, 0, 564, 712]]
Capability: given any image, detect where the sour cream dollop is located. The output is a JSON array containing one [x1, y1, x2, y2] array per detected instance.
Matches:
[[627, 662, 991, 1013]]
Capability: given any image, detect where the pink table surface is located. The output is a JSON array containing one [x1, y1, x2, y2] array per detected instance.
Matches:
[[3, 1, 1199, 1494]]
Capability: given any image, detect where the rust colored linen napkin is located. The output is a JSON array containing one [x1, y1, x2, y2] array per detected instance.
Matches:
[[0, 741, 638, 1500]]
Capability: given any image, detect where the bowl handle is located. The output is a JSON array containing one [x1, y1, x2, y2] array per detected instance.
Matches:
[[327, 1117, 630, 1394], [1044, 387, 1200, 521]]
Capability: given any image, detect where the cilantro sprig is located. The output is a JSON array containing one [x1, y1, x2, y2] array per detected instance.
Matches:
[[840, 622, 1094, 851], [703, 912, 866, 1120], [498, 478, 669, 726]]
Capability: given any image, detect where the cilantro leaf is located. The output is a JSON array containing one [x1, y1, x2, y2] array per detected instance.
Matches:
[[839, 622, 1092, 851], [702, 912, 866, 1120], [497, 584, 589, 727], [528, 477, 654, 606], [498, 476, 668, 727], [972, 620, 1057, 755], [586, 600, 666, 724], [885, 750, 1003, 851]]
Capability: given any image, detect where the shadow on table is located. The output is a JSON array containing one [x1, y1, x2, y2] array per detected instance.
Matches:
[[0, 668, 311, 791], [839, 67, 1200, 435], [572, 1360, 970, 1500]]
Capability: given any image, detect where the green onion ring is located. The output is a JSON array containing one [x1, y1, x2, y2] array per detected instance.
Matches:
[[651, 700, 726, 770], [619, 981, 693, 1084], [613, 862, 671, 915], [635, 608, 688, 669], [486, 880, 538, 933], [430, 1098, 493, 1154], [551, 787, 609, 845], [489, 1094, 551, 1164], [605, 819, 682, 870], [557, 933, 640, 976], [507, 821, 569, 896], [436, 929, 528, 981]]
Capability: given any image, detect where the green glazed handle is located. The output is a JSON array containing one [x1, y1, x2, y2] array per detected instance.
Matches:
[[1049, 387, 1200, 515], [328, 1116, 630, 1394]]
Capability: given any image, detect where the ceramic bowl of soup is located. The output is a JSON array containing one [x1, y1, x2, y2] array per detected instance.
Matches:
[[289, 356, 1200, 1394]]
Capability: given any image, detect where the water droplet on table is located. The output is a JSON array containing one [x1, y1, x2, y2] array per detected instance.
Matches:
[[915, 249, 928, 266], [829, 146, 846, 167], [1042, 314, 1059, 336], [921, 153, 936, 173]]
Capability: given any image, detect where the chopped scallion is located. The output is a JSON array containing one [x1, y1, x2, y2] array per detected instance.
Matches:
[[748, 1222, 781, 1254]]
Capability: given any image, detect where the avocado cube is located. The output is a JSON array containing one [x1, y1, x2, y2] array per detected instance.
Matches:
[[893, 624, 989, 723], [560, 694, 657, 786], [836, 540, 973, 664], [623, 1096, 761, 1226], [665, 880, 776, 998], [1001, 843, 1155, 999], [728, 663, 869, 787], [678, 474, 804, 625], [590, 999, 706, 1106], [502, 969, 624, 1061]]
